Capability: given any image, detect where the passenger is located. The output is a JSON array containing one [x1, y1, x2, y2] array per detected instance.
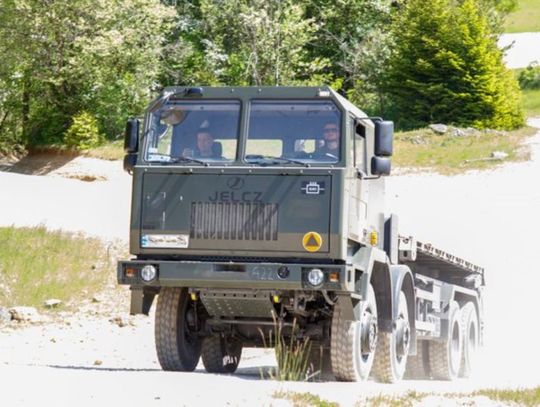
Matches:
[[317, 122, 340, 159]]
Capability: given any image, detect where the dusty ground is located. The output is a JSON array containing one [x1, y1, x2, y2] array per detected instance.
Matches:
[[1, 121, 540, 406]]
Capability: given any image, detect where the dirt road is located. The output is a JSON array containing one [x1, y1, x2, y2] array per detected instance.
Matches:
[[1, 121, 540, 406]]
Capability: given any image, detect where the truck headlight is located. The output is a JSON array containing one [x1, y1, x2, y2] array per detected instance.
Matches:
[[307, 268, 324, 287], [141, 265, 157, 282]]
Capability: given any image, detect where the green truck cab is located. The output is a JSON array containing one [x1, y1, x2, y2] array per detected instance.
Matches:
[[118, 86, 484, 382]]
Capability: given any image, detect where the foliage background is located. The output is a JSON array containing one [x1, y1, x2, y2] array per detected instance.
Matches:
[[0, 0, 525, 154]]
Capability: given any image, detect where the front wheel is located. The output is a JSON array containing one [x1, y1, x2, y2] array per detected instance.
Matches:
[[372, 291, 411, 383], [155, 288, 202, 371], [201, 334, 242, 373], [330, 284, 378, 381]]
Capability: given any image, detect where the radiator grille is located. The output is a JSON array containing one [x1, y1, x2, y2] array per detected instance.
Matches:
[[190, 202, 278, 241]]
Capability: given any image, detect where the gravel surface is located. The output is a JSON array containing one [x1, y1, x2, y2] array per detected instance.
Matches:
[[1, 121, 540, 406]]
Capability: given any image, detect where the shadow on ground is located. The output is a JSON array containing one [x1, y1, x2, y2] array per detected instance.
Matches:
[[0, 153, 77, 175]]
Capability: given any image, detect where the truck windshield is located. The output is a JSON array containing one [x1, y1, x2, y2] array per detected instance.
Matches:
[[246, 100, 342, 165], [145, 101, 240, 164]]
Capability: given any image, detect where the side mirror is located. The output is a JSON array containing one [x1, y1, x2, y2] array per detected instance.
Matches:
[[374, 120, 393, 157], [124, 118, 140, 153], [371, 156, 391, 176], [123, 153, 137, 174]]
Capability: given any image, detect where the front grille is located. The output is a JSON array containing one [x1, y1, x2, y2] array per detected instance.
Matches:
[[190, 202, 278, 241]]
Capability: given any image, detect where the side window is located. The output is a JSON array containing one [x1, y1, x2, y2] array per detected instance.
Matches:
[[354, 121, 366, 170]]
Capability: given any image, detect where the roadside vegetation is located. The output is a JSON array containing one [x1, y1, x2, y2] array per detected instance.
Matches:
[[0, 226, 111, 309], [393, 125, 537, 173], [522, 89, 540, 116], [504, 0, 540, 33], [273, 391, 338, 407], [84, 140, 125, 161], [516, 65, 540, 117], [359, 387, 540, 407]]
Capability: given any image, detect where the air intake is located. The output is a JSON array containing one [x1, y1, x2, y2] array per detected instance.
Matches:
[[190, 202, 278, 241]]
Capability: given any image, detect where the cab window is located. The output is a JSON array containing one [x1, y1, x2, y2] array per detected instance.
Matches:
[[246, 100, 342, 165]]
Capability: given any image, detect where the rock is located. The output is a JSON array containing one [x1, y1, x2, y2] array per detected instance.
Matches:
[[44, 299, 62, 308], [109, 315, 128, 328], [429, 124, 448, 134], [91, 295, 101, 303], [94, 360, 103, 366], [451, 128, 466, 137], [491, 151, 508, 159], [411, 135, 427, 145], [464, 127, 479, 136], [0, 307, 11, 323], [9, 306, 40, 322]]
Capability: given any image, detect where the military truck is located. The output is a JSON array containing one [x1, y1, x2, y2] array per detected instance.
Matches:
[[118, 86, 484, 382]]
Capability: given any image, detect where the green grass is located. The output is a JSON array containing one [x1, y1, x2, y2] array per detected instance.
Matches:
[[505, 0, 540, 33], [84, 139, 124, 161], [273, 391, 338, 407], [360, 387, 540, 407], [360, 392, 423, 407], [522, 88, 540, 116], [472, 387, 540, 406], [393, 126, 537, 173], [0, 226, 110, 309]]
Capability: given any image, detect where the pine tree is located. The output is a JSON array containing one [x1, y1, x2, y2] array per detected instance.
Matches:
[[384, 0, 523, 130]]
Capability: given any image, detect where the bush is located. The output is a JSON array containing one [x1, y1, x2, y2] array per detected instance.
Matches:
[[64, 111, 103, 151], [518, 63, 540, 90]]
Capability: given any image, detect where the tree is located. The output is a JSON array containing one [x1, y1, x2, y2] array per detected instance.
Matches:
[[162, 0, 329, 86], [0, 0, 175, 148], [383, 0, 523, 129]]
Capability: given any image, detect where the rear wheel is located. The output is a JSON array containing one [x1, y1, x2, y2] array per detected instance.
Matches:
[[372, 291, 410, 383], [404, 340, 430, 380], [155, 288, 202, 371], [201, 334, 242, 373], [459, 302, 478, 378], [330, 284, 378, 381], [429, 300, 462, 380]]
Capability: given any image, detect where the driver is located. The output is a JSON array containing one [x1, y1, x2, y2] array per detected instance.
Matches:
[[183, 130, 221, 159]]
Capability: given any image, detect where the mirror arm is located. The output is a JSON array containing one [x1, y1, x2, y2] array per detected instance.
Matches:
[[356, 168, 381, 180]]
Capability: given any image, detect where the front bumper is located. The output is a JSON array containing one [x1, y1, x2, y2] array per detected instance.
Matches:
[[118, 259, 354, 291]]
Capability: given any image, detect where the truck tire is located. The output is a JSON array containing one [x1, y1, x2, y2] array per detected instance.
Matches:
[[155, 287, 202, 371], [459, 302, 478, 378], [201, 334, 242, 374], [404, 340, 430, 380], [330, 284, 378, 381], [429, 300, 462, 380], [372, 291, 410, 383]]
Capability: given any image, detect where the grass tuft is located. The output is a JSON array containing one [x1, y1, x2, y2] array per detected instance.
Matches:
[[0, 226, 111, 309], [273, 390, 338, 407], [393, 126, 537, 174], [261, 319, 314, 382]]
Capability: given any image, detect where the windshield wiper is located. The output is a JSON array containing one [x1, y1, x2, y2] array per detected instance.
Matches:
[[245, 154, 309, 167], [169, 156, 209, 166]]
